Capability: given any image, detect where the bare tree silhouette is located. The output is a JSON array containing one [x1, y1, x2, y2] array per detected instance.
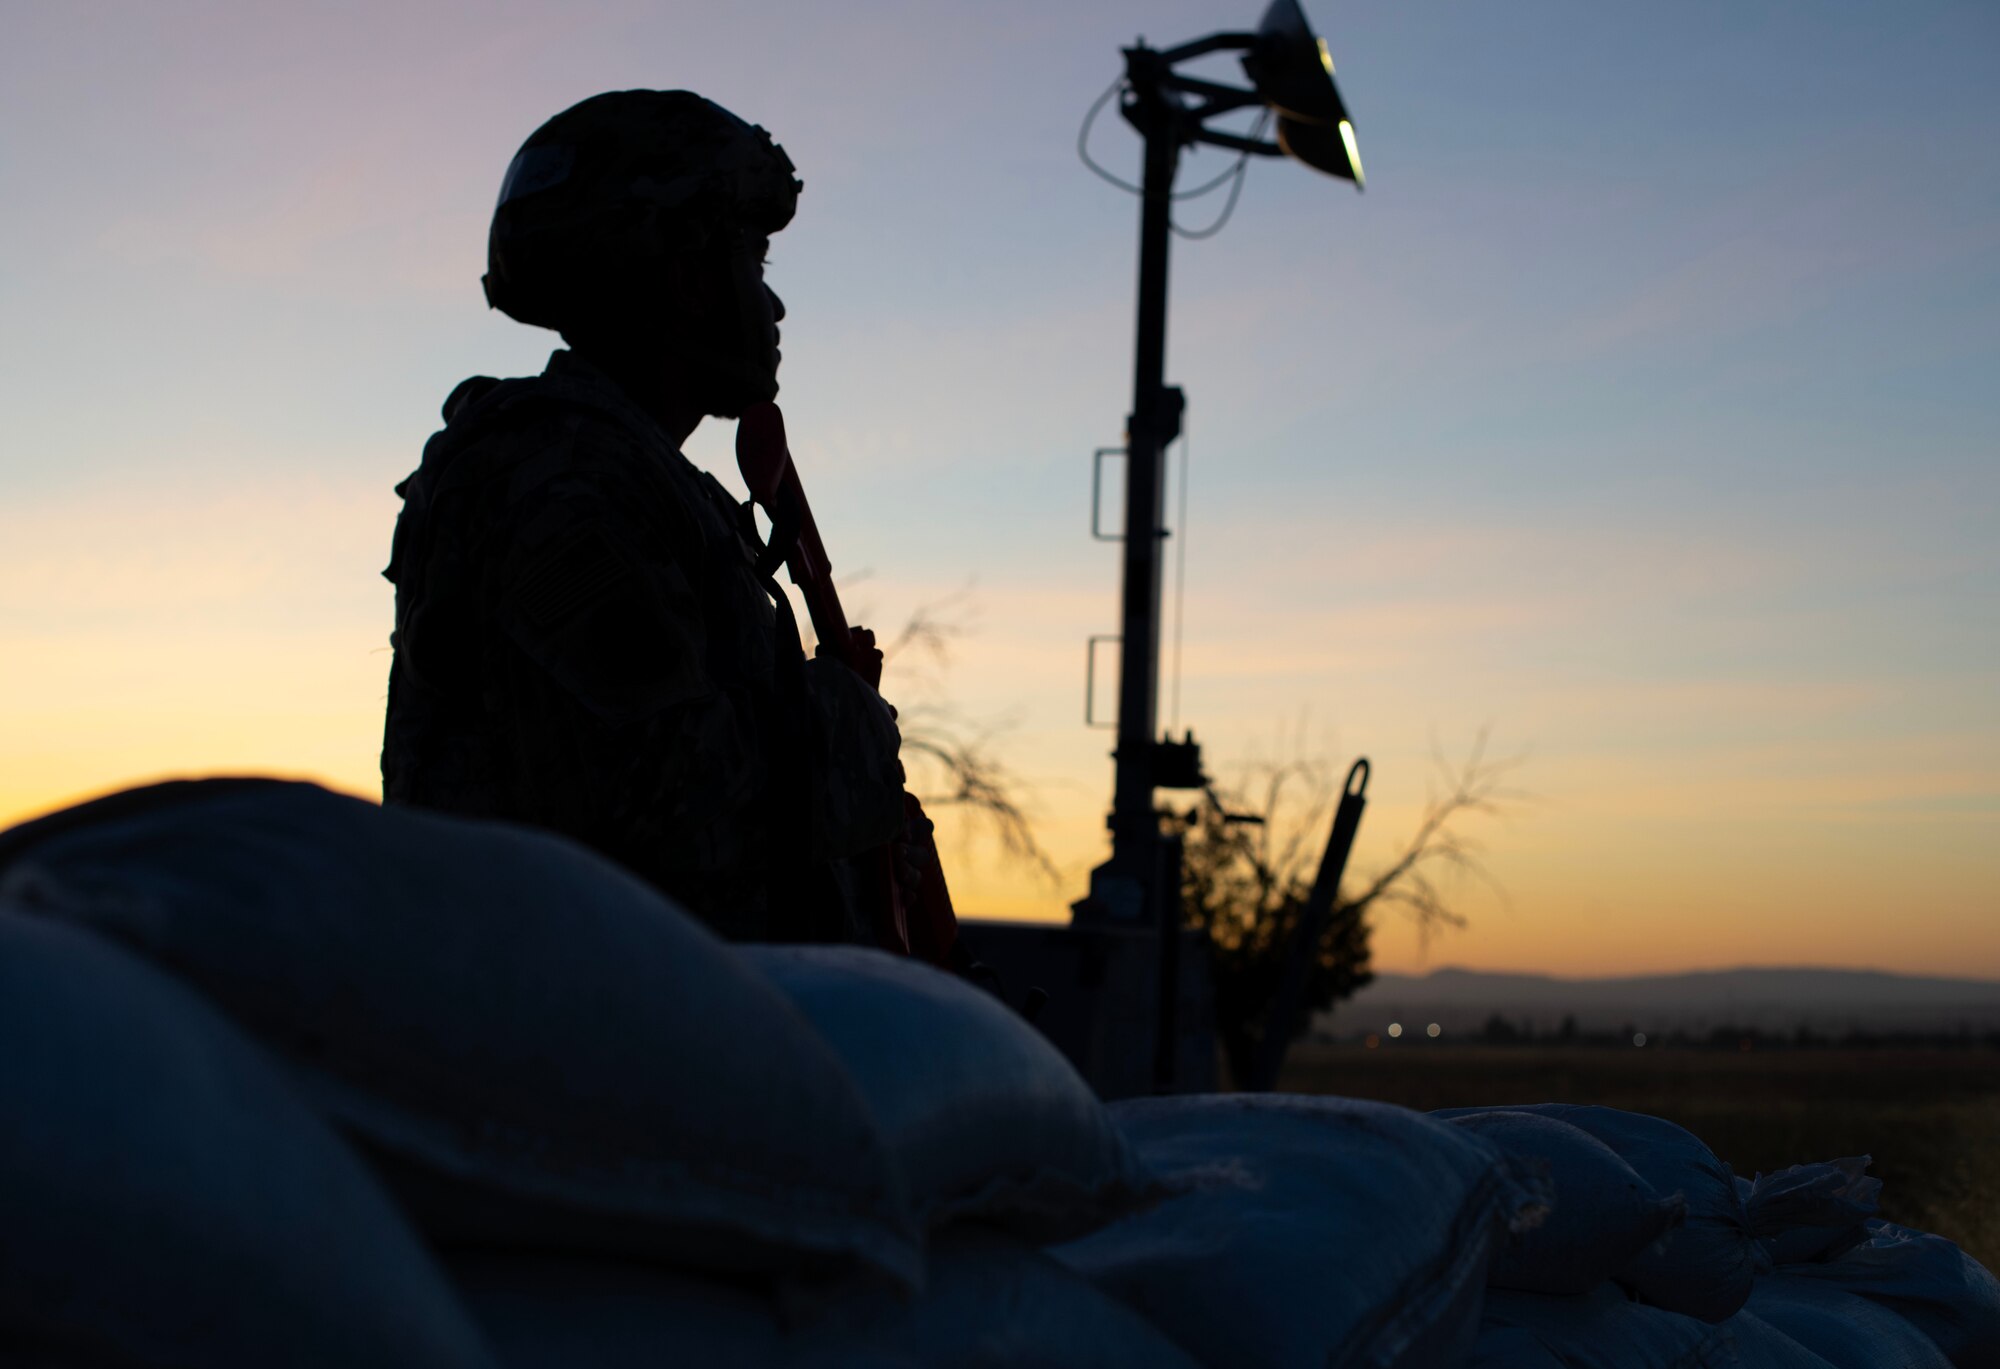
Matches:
[[849, 590, 1525, 1078], [1343, 730, 1525, 941], [1176, 729, 1525, 1086], [876, 591, 1061, 885]]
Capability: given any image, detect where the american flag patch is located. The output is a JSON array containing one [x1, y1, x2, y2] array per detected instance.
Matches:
[[516, 531, 633, 628]]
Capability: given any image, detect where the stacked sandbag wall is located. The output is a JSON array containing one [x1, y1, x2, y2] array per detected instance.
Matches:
[[0, 780, 1184, 1366], [1438, 1104, 2000, 1368], [6, 777, 1997, 1368]]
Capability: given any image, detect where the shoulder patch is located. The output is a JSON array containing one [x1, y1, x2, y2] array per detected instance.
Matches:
[[516, 529, 633, 629]]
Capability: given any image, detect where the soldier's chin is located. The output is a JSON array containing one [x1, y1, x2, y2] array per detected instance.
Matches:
[[702, 362, 780, 419]]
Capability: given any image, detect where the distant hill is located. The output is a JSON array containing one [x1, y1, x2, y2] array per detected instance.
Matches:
[[1326, 966, 2000, 1038]]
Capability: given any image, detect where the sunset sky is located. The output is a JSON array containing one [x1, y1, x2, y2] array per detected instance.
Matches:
[[3, 0, 1994, 978]]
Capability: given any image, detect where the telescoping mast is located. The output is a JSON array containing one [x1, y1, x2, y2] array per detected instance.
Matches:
[[967, 0, 1365, 1097]]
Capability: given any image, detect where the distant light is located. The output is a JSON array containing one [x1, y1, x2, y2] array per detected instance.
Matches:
[[1338, 120, 1365, 189], [1387, 1022, 1403, 1038], [1426, 1022, 1441, 1038], [1365, 1033, 1381, 1049], [1633, 1032, 1648, 1048], [1317, 37, 1334, 74]]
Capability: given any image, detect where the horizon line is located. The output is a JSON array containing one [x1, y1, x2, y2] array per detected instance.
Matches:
[[1377, 963, 2000, 989]]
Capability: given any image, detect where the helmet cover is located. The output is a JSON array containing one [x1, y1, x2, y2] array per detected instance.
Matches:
[[483, 90, 801, 330]]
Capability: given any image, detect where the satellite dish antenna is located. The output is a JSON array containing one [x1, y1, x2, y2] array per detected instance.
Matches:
[[1074, 2, 1367, 1091]]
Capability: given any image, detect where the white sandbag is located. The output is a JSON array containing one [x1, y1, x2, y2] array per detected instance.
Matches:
[[1465, 1325, 1564, 1368], [1721, 1311, 1842, 1368], [828, 1229, 1205, 1368], [1438, 1103, 1753, 1322], [740, 944, 1157, 1238], [1746, 1276, 1952, 1369], [453, 1256, 800, 1369], [454, 1229, 1203, 1369], [1444, 1111, 1684, 1295], [0, 778, 919, 1288], [1738, 1157, 1881, 1267], [1478, 1285, 1734, 1369], [1784, 1221, 2000, 1368], [1051, 1094, 1548, 1369], [0, 910, 496, 1369]]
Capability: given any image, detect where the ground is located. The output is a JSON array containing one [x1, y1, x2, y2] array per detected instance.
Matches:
[[1279, 1042, 2000, 1275]]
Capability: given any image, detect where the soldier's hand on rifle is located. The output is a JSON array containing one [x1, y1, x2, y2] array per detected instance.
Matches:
[[817, 625, 886, 696]]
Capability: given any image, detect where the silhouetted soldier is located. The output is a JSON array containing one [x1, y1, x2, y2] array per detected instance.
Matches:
[[382, 90, 905, 941]]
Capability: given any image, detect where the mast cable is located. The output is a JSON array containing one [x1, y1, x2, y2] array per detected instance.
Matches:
[[1078, 76, 1265, 216], [1169, 110, 1267, 239]]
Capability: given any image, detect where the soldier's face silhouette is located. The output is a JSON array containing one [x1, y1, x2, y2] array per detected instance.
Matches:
[[665, 233, 784, 419]]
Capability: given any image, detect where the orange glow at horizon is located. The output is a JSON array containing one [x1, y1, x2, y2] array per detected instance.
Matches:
[[4, 468, 1995, 982]]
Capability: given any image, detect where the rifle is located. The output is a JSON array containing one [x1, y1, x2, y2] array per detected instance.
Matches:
[[736, 402, 960, 967]]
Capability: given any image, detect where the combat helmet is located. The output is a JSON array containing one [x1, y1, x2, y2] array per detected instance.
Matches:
[[483, 90, 801, 331]]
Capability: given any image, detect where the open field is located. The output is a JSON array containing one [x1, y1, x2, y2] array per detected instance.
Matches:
[[1279, 1043, 2000, 1275]]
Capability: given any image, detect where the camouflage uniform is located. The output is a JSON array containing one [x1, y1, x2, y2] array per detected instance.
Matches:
[[381, 349, 904, 940]]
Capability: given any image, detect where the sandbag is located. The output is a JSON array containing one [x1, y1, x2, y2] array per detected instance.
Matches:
[[1784, 1221, 2000, 1368], [0, 909, 496, 1369], [1438, 1103, 1753, 1322], [1444, 1110, 1684, 1295], [1478, 1285, 1734, 1369], [1738, 1157, 1881, 1267], [809, 1228, 1205, 1368], [0, 778, 919, 1288], [1465, 1325, 1564, 1368], [1746, 1276, 1952, 1369], [740, 944, 1157, 1239], [452, 1256, 804, 1369], [1051, 1094, 1547, 1369], [1717, 1310, 1841, 1367], [454, 1230, 1203, 1369]]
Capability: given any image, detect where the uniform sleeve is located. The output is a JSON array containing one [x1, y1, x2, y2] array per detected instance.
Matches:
[[482, 424, 775, 916], [496, 485, 710, 726]]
